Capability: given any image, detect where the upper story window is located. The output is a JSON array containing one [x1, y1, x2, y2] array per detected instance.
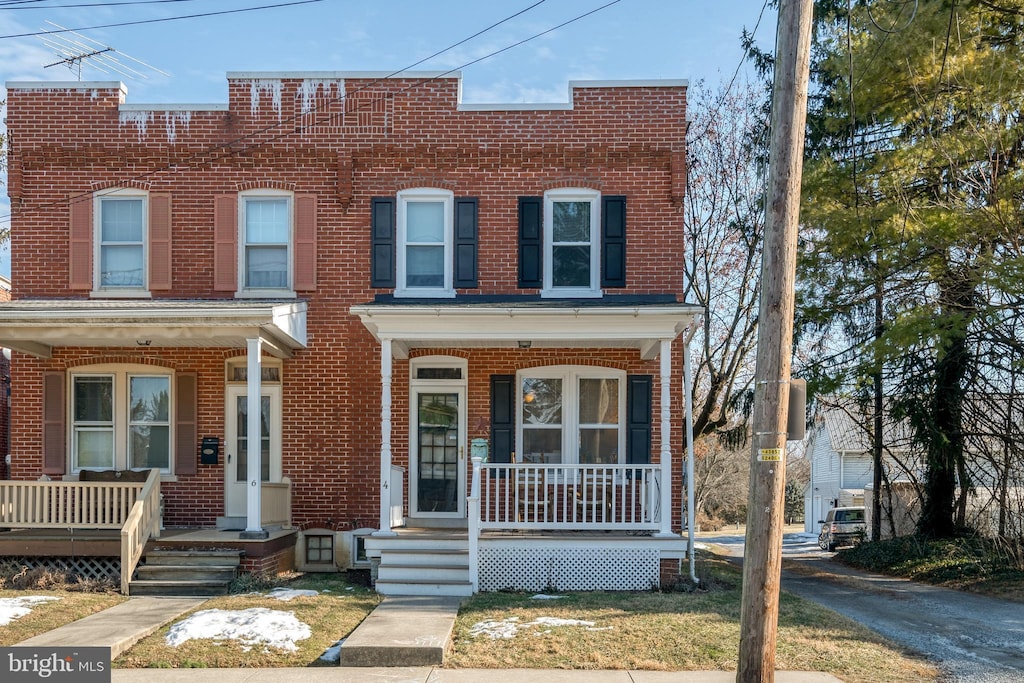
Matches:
[[213, 190, 316, 297], [96, 192, 146, 290], [396, 189, 454, 298], [544, 189, 600, 297], [518, 190, 624, 297], [71, 366, 172, 473], [240, 191, 292, 294]]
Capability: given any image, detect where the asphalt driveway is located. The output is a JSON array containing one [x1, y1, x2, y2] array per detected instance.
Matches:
[[699, 527, 1024, 682]]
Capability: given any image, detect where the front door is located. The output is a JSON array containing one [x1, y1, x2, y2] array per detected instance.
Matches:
[[410, 388, 466, 517], [225, 385, 282, 517]]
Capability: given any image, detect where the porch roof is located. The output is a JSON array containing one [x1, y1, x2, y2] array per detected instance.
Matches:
[[350, 296, 703, 359], [0, 299, 307, 359]]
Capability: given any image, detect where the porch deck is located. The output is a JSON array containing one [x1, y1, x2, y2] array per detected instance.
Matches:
[[0, 527, 297, 575]]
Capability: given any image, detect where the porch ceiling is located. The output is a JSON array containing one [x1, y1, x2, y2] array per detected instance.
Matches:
[[0, 299, 307, 359], [350, 300, 703, 359]]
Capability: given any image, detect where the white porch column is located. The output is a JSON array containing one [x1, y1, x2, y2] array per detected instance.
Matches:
[[241, 337, 268, 539], [656, 339, 674, 537], [375, 338, 397, 536]]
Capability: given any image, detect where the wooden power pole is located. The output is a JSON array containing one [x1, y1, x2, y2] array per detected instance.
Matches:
[[737, 0, 814, 681]]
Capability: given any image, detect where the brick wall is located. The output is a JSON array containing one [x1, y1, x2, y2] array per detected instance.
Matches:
[[5, 73, 689, 529]]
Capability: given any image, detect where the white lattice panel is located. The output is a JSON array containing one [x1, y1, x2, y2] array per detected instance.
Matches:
[[478, 546, 659, 592]]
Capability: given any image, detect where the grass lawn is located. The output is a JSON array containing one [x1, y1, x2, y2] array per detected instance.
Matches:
[[448, 556, 937, 683], [115, 573, 380, 668], [0, 589, 126, 645]]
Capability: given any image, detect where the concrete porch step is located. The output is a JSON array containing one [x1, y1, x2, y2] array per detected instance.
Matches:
[[381, 548, 468, 565], [377, 563, 469, 583], [373, 578, 474, 597]]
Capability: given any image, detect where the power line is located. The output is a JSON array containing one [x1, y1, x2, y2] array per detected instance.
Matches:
[[0, 0, 626, 228], [0, 0, 203, 9], [0, 0, 323, 38]]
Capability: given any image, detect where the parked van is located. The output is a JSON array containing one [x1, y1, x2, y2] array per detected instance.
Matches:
[[817, 506, 866, 551]]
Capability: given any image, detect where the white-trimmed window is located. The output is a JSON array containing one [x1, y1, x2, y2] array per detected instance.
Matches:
[[95, 189, 147, 292], [71, 366, 173, 473], [396, 188, 454, 298], [543, 188, 601, 297], [240, 190, 293, 294], [518, 366, 625, 464]]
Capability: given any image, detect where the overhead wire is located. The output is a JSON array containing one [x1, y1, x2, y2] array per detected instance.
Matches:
[[0, 0, 632, 228], [0, 0, 323, 38]]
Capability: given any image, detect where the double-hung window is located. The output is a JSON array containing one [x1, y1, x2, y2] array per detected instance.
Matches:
[[241, 191, 292, 293], [543, 188, 601, 297], [396, 189, 454, 298], [96, 190, 147, 292], [71, 367, 172, 473], [518, 366, 625, 464]]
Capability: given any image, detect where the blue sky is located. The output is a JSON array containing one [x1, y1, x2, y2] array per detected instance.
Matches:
[[0, 0, 777, 278]]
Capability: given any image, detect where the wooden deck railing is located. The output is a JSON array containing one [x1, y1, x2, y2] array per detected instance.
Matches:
[[120, 469, 162, 594], [261, 477, 292, 529], [0, 477, 148, 528]]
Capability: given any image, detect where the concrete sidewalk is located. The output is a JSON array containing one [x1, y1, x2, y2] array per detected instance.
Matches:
[[110, 669, 842, 682], [12, 593, 842, 682], [16, 596, 206, 659]]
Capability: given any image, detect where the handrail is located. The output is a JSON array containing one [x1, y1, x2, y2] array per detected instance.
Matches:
[[477, 462, 661, 531], [119, 469, 161, 595]]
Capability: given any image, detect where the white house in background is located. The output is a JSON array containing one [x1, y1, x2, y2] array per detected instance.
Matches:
[[803, 401, 917, 532]]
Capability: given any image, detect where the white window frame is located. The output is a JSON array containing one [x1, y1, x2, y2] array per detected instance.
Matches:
[[516, 365, 626, 465], [395, 188, 455, 299], [93, 188, 149, 297], [70, 364, 175, 475], [542, 188, 601, 298], [237, 189, 295, 298]]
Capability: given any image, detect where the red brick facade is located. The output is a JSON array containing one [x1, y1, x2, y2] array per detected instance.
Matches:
[[3, 73, 690, 532]]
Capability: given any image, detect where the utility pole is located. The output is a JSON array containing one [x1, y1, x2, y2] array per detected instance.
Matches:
[[737, 1, 814, 681]]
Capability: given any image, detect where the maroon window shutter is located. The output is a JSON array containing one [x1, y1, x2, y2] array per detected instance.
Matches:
[[174, 372, 198, 475], [213, 195, 238, 292], [293, 194, 317, 291], [149, 193, 172, 290], [42, 371, 66, 476], [69, 195, 93, 291]]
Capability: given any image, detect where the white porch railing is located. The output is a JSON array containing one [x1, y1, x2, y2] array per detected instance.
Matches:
[[476, 462, 661, 532], [261, 477, 292, 529], [120, 469, 162, 594]]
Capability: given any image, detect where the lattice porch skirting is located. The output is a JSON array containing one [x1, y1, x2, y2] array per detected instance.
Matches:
[[0, 556, 120, 581], [478, 546, 660, 592]]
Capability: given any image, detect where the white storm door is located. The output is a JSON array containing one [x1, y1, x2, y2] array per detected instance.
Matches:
[[225, 385, 282, 517]]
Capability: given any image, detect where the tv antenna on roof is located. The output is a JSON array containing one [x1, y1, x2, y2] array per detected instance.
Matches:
[[38, 20, 170, 82]]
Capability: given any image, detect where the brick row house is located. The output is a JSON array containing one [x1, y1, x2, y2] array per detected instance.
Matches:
[[0, 72, 701, 594]]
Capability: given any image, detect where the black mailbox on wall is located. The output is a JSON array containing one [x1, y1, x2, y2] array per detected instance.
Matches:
[[200, 437, 220, 465]]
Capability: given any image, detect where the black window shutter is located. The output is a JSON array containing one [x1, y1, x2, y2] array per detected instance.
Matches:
[[454, 197, 479, 289], [601, 195, 626, 288], [517, 197, 542, 288], [626, 374, 652, 465], [490, 375, 515, 467], [371, 197, 396, 288]]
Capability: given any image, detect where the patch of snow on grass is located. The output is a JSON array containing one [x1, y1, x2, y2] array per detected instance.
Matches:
[[267, 587, 319, 601], [319, 638, 345, 662], [469, 615, 609, 639], [0, 596, 60, 626], [166, 608, 311, 652], [530, 594, 565, 600]]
